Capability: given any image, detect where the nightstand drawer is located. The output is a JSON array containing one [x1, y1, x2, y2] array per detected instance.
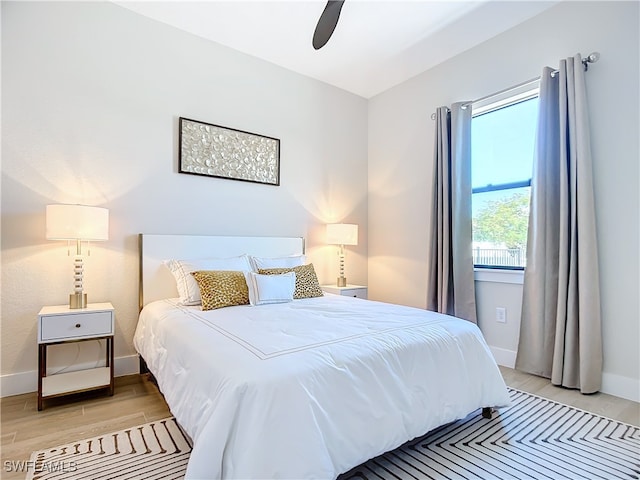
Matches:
[[339, 288, 367, 299], [40, 311, 113, 342], [322, 285, 368, 299]]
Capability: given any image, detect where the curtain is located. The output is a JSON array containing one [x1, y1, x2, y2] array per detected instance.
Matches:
[[515, 55, 602, 393], [426, 103, 477, 323]]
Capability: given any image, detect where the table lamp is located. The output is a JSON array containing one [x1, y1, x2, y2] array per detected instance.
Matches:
[[326, 223, 358, 287], [46, 204, 109, 309]]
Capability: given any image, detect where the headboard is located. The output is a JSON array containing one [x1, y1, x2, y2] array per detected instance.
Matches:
[[139, 234, 305, 309]]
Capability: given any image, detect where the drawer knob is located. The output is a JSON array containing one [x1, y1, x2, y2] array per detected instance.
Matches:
[[75, 323, 81, 328]]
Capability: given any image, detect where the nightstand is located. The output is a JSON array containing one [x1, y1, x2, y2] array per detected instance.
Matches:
[[322, 284, 368, 299], [37, 302, 115, 411]]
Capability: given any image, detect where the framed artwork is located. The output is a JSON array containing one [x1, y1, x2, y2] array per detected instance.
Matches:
[[179, 117, 280, 186]]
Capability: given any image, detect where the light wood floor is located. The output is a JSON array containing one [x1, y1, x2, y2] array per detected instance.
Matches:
[[1, 367, 638, 479], [499, 366, 639, 425]]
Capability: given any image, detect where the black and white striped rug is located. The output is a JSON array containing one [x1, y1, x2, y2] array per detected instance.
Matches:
[[27, 389, 639, 480], [26, 417, 191, 480], [340, 389, 640, 480]]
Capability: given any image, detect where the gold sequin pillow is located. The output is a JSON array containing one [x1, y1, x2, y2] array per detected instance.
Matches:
[[258, 263, 324, 299], [190, 270, 249, 311]]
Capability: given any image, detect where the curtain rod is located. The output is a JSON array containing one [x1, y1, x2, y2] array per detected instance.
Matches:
[[430, 52, 600, 120], [552, 52, 600, 77]]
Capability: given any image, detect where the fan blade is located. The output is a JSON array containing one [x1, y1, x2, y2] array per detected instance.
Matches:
[[312, 0, 345, 50]]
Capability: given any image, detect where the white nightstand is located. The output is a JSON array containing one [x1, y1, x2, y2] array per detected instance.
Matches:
[[322, 284, 368, 299], [37, 302, 115, 411]]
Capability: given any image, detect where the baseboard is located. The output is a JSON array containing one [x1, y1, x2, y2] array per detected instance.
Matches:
[[0, 354, 140, 398], [3, 352, 637, 404], [602, 371, 640, 403], [489, 346, 517, 368]]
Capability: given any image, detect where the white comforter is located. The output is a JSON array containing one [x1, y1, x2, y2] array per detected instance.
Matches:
[[134, 294, 510, 479]]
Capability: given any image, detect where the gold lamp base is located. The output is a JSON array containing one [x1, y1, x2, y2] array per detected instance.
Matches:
[[337, 277, 347, 287], [69, 293, 88, 309]]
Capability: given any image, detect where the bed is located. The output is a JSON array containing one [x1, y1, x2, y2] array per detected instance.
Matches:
[[134, 234, 510, 479]]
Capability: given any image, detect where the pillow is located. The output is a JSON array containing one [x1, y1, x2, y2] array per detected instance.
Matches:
[[190, 270, 249, 311], [244, 271, 296, 306], [164, 255, 253, 305], [258, 263, 323, 299], [249, 254, 306, 271]]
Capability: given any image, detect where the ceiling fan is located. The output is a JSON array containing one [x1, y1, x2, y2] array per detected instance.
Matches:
[[312, 0, 345, 50]]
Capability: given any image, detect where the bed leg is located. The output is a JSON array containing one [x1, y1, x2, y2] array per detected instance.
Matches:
[[482, 407, 493, 419], [139, 355, 160, 385], [139, 355, 149, 374]]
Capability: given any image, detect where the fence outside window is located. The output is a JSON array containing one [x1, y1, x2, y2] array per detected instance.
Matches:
[[473, 247, 526, 268]]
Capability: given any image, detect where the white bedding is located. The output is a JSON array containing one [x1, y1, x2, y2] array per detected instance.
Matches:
[[134, 294, 510, 479]]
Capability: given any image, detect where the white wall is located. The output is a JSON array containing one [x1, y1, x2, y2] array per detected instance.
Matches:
[[368, 1, 639, 401], [1, 2, 368, 395]]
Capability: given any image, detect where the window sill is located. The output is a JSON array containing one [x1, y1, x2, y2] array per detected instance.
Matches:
[[474, 268, 524, 285]]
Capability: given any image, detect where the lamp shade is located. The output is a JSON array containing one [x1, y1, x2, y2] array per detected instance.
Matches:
[[326, 223, 358, 246], [46, 204, 109, 241]]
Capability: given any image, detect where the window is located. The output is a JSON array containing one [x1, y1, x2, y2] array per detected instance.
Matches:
[[471, 81, 539, 269]]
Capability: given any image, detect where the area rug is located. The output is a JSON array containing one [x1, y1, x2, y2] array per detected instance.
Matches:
[[340, 389, 639, 480], [26, 417, 191, 480], [27, 389, 639, 480]]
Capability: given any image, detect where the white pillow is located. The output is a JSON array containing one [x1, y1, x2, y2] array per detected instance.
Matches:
[[249, 254, 306, 271], [244, 271, 296, 306], [164, 255, 253, 305]]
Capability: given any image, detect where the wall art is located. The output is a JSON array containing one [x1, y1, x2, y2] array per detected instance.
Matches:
[[179, 117, 280, 186]]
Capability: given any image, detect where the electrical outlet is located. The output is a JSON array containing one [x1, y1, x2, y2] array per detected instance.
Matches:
[[496, 307, 507, 323]]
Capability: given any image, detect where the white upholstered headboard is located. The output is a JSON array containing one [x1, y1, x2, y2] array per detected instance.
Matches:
[[139, 234, 305, 309]]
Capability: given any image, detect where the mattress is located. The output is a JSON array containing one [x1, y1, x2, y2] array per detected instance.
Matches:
[[133, 294, 510, 479]]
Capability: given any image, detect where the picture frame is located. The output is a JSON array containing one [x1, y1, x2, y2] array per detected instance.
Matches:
[[178, 117, 280, 186]]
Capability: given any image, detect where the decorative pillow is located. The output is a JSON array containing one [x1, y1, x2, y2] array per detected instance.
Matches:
[[190, 270, 249, 311], [249, 254, 306, 271], [244, 271, 296, 306], [258, 263, 324, 299], [164, 255, 253, 305]]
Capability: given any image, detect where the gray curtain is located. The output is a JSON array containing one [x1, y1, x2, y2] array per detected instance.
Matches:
[[427, 103, 477, 323], [516, 55, 602, 393]]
